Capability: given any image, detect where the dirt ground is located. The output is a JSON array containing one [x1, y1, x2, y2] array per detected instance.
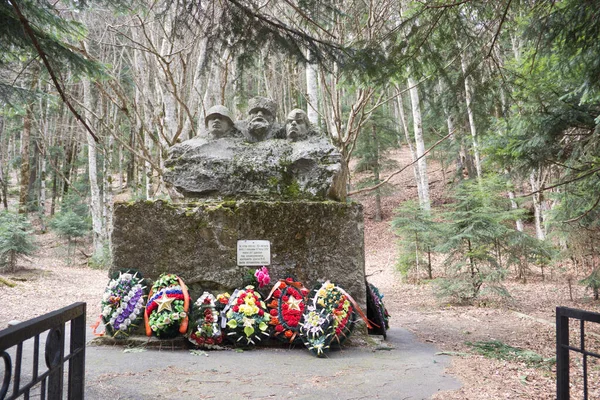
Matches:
[[1, 147, 600, 399]]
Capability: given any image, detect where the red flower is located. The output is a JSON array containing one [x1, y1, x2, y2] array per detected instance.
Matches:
[[232, 305, 239, 312], [275, 324, 284, 332], [270, 309, 278, 316], [237, 298, 244, 305], [282, 295, 289, 302], [258, 309, 264, 316], [273, 289, 282, 298], [301, 288, 309, 296], [206, 338, 214, 345], [203, 297, 211, 304], [285, 277, 294, 283]]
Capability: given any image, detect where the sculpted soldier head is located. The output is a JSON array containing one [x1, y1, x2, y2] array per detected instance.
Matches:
[[246, 97, 277, 141], [205, 105, 234, 138], [285, 109, 310, 141]]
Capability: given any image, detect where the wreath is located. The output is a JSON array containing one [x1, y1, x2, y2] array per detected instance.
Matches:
[[307, 281, 372, 347], [223, 286, 271, 346], [265, 278, 309, 344], [98, 271, 145, 339], [299, 306, 334, 357], [188, 292, 223, 348], [144, 273, 190, 338], [366, 281, 390, 339]]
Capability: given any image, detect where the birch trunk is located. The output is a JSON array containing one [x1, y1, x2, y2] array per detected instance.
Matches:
[[83, 78, 105, 258], [395, 85, 423, 205], [306, 49, 319, 125], [461, 55, 483, 178], [508, 189, 524, 232], [407, 77, 430, 210], [19, 104, 31, 214], [530, 170, 547, 240], [371, 124, 382, 221]]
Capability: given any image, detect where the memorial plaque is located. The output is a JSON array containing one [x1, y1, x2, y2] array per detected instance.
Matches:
[[237, 240, 271, 266]]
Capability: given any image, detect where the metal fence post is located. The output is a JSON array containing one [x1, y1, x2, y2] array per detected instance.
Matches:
[[556, 307, 570, 400], [68, 303, 86, 400]]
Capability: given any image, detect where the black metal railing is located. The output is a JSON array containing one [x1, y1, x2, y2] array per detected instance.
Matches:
[[556, 306, 600, 400], [0, 302, 86, 400]]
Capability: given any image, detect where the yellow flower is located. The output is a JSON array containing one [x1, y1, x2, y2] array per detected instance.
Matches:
[[239, 304, 258, 317]]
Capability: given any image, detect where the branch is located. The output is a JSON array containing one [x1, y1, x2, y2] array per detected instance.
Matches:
[[486, 0, 512, 59], [281, 0, 337, 40], [420, 0, 473, 8], [348, 131, 453, 196], [519, 167, 600, 198], [562, 193, 600, 224], [10, 2, 99, 143]]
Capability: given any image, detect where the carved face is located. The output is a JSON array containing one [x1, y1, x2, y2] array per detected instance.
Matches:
[[207, 114, 233, 138], [286, 110, 309, 141], [248, 108, 274, 138]]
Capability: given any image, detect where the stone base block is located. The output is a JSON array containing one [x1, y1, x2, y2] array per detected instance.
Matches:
[[111, 200, 366, 308]]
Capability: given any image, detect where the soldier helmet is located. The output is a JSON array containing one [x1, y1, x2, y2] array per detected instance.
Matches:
[[205, 105, 234, 128], [248, 97, 277, 117]]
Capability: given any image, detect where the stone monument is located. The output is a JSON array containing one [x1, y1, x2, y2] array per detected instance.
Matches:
[[111, 98, 365, 308]]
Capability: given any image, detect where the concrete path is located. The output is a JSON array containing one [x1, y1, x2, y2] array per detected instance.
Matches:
[[84, 327, 461, 400]]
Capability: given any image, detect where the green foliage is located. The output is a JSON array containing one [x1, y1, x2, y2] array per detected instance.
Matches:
[[579, 269, 600, 300], [353, 111, 399, 173], [434, 176, 519, 302], [0, 211, 37, 272], [50, 210, 89, 243], [0, 0, 109, 103], [392, 200, 441, 280], [50, 194, 90, 244], [88, 243, 111, 270], [466, 340, 555, 369]]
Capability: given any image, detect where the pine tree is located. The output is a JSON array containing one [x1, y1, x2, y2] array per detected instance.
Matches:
[[0, 211, 37, 272]]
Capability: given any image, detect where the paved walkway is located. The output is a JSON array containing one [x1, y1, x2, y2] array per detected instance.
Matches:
[[85, 326, 461, 399]]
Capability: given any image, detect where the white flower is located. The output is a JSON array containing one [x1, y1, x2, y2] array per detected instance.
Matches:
[[102, 293, 110, 302], [121, 273, 133, 281], [151, 325, 158, 331], [119, 324, 127, 330], [171, 313, 179, 320], [164, 318, 171, 325], [124, 318, 131, 326], [179, 312, 187, 318], [116, 307, 123, 314]]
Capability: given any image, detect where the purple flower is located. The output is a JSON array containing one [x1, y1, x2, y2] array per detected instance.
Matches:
[[116, 316, 125, 323]]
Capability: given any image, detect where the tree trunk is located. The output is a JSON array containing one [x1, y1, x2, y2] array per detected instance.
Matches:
[[395, 85, 423, 205], [83, 78, 105, 259], [461, 55, 483, 179], [306, 49, 319, 125], [19, 102, 32, 214], [371, 124, 382, 222], [0, 116, 8, 209], [530, 169, 547, 240], [407, 77, 430, 210], [508, 188, 524, 232]]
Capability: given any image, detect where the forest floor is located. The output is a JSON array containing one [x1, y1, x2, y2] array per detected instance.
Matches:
[[1, 147, 600, 399]]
